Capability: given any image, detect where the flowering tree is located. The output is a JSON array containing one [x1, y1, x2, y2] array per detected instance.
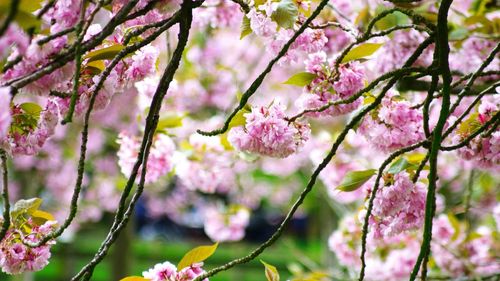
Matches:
[[0, 0, 498, 280]]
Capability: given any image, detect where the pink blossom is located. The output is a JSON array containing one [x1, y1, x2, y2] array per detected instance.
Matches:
[[0, 88, 11, 140], [228, 102, 310, 158], [0, 221, 57, 275], [125, 45, 159, 81], [142, 261, 177, 281], [204, 206, 250, 242], [358, 95, 425, 153], [175, 134, 235, 194], [9, 100, 59, 156], [117, 132, 175, 184], [296, 60, 365, 118], [248, 9, 277, 37], [369, 172, 426, 238], [142, 261, 207, 281]]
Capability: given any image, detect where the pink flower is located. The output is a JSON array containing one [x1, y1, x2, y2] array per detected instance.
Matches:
[[0, 87, 12, 140], [204, 206, 250, 242], [0, 221, 57, 275], [117, 132, 175, 184], [125, 45, 159, 81], [248, 10, 277, 38], [358, 95, 425, 153], [369, 172, 426, 238], [228, 102, 310, 158], [296, 60, 365, 118], [142, 261, 177, 281], [175, 134, 235, 194], [142, 261, 207, 281], [9, 100, 59, 156]]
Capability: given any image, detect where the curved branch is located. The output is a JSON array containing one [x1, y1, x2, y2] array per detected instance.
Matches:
[[0, 149, 10, 241], [196, 0, 331, 136]]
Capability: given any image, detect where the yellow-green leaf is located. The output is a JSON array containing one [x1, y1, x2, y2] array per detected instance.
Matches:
[[120, 277, 150, 281], [84, 44, 125, 63], [228, 109, 249, 129], [261, 260, 280, 281], [271, 0, 298, 29], [20, 102, 42, 116], [336, 169, 376, 192], [157, 114, 184, 130], [342, 43, 383, 63], [84, 60, 106, 74], [283, 72, 317, 87], [31, 210, 56, 226], [240, 16, 252, 40], [10, 198, 43, 220], [177, 243, 218, 270]]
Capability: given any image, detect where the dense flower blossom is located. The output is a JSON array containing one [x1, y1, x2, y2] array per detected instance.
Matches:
[[454, 98, 499, 170], [117, 132, 175, 184], [204, 206, 250, 242], [228, 102, 310, 158], [297, 57, 365, 118], [0, 220, 57, 274], [432, 215, 500, 277], [369, 172, 426, 238], [371, 29, 432, 74], [125, 45, 160, 81], [0, 24, 29, 59], [175, 134, 235, 193], [0, 88, 11, 140], [142, 261, 207, 281], [8, 100, 59, 156], [248, 9, 277, 38], [358, 95, 425, 153]]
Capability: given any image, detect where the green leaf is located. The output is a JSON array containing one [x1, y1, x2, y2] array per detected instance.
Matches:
[[261, 260, 280, 281], [18, 0, 43, 13], [240, 16, 252, 39], [84, 44, 125, 63], [20, 102, 42, 116], [271, 0, 298, 29], [374, 9, 409, 30], [177, 243, 218, 271], [84, 60, 106, 75], [228, 108, 249, 129], [387, 158, 411, 174], [120, 277, 150, 281], [10, 198, 42, 220], [157, 114, 184, 130], [457, 112, 481, 137], [449, 27, 469, 41], [336, 169, 376, 192], [447, 213, 461, 241], [31, 210, 56, 226], [341, 43, 383, 63], [0, 0, 42, 31], [283, 72, 317, 87]]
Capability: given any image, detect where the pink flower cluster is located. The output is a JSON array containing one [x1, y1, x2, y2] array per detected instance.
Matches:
[[296, 53, 364, 118], [8, 100, 59, 156], [372, 29, 432, 74], [247, 8, 327, 63], [455, 99, 499, 171], [175, 134, 235, 194], [142, 261, 207, 281], [432, 215, 500, 277], [117, 132, 175, 184], [0, 88, 11, 140], [204, 206, 250, 242], [358, 95, 425, 153], [369, 172, 426, 238], [228, 102, 310, 158], [0, 221, 57, 275]]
